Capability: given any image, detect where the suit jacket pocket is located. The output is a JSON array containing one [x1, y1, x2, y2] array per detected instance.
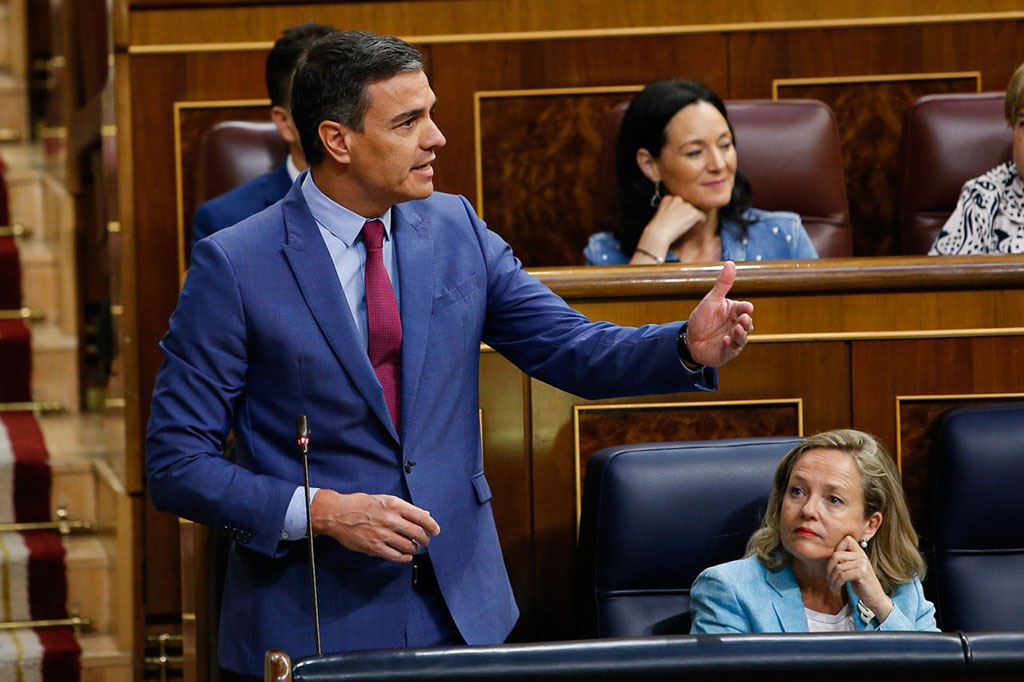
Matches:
[[432, 272, 479, 313], [470, 470, 492, 505]]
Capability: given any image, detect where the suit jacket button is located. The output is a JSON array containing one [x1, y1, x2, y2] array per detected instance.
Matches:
[[404, 460, 416, 474]]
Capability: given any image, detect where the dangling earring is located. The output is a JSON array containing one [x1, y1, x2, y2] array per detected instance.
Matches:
[[860, 538, 869, 549], [649, 181, 662, 207]]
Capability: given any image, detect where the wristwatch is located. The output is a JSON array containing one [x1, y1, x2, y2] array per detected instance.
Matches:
[[676, 322, 702, 369]]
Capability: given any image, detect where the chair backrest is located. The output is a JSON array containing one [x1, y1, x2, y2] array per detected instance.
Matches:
[[194, 120, 288, 205], [597, 99, 852, 257], [932, 403, 1024, 631], [898, 92, 1012, 254], [576, 436, 803, 638]]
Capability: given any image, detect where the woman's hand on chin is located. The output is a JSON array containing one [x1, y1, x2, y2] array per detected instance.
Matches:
[[631, 195, 707, 263], [827, 535, 893, 623]]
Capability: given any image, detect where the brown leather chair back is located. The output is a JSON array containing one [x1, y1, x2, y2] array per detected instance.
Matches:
[[899, 92, 1012, 254], [194, 121, 289, 205], [598, 99, 853, 257]]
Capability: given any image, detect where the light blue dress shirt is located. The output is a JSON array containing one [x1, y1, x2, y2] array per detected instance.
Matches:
[[280, 171, 399, 542]]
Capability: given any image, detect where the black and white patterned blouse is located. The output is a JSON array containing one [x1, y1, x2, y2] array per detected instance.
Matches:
[[929, 161, 1024, 255]]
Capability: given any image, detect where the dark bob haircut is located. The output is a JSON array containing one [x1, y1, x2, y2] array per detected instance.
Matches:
[[614, 79, 752, 256], [291, 30, 424, 167]]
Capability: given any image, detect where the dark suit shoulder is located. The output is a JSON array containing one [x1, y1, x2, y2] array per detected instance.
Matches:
[[193, 165, 292, 242]]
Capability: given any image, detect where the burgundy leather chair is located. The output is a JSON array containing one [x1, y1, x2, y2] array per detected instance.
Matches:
[[194, 120, 288, 205], [898, 92, 1012, 255], [598, 99, 853, 258]]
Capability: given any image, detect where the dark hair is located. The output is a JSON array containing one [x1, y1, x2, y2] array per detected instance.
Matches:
[[265, 22, 336, 109], [290, 30, 425, 167], [614, 79, 753, 256]]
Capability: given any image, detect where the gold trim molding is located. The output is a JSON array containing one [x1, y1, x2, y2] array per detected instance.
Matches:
[[573, 398, 803, 522], [773, 71, 982, 99]]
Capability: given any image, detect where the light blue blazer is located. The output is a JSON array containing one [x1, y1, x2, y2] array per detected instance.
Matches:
[[690, 555, 938, 634], [147, 180, 717, 676]]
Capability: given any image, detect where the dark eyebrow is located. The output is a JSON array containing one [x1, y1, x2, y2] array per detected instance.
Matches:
[[389, 98, 438, 126], [681, 130, 733, 146]]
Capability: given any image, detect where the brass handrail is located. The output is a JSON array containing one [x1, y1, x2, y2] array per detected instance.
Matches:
[[0, 401, 65, 414], [145, 633, 184, 682], [0, 606, 90, 638], [0, 224, 32, 239], [0, 129, 22, 143], [0, 307, 46, 321], [0, 506, 94, 536]]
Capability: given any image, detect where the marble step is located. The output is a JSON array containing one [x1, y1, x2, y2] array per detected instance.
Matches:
[[30, 323, 80, 412], [0, 73, 28, 143], [80, 632, 133, 682]]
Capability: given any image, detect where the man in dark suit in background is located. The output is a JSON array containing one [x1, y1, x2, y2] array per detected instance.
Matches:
[[190, 22, 334, 250]]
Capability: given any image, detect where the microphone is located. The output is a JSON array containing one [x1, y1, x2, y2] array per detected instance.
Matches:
[[297, 415, 322, 656]]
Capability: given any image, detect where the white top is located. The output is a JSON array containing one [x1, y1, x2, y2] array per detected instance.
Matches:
[[804, 604, 856, 632]]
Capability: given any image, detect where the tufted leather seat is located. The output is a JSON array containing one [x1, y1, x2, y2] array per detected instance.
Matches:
[[194, 120, 288, 205], [898, 92, 1012, 254], [932, 403, 1024, 631], [598, 99, 852, 257], [575, 437, 802, 638]]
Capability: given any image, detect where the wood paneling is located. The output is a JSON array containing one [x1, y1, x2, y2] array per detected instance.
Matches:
[[124, 1, 1024, 48], [777, 75, 979, 256], [478, 90, 636, 266]]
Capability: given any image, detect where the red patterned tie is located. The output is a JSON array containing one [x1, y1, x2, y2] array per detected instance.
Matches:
[[362, 219, 402, 432]]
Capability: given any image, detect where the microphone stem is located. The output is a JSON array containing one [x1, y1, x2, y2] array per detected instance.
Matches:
[[302, 440, 322, 656]]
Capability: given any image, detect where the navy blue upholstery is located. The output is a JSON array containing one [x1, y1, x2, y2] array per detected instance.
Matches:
[[575, 437, 803, 638], [289, 632, 970, 681], [932, 404, 1024, 631]]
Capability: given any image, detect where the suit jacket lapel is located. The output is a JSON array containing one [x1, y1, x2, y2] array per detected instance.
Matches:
[[766, 564, 808, 633], [393, 202, 433, 442], [280, 183, 398, 441]]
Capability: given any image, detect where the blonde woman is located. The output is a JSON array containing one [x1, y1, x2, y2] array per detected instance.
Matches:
[[690, 430, 938, 633]]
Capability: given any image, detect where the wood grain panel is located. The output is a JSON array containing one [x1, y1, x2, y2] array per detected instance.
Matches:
[[125, 1, 1024, 47], [478, 90, 635, 266], [429, 34, 727, 209], [896, 394, 1024, 539], [575, 400, 800, 504]]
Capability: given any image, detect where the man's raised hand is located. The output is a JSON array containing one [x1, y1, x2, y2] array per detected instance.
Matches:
[[685, 261, 754, 367]]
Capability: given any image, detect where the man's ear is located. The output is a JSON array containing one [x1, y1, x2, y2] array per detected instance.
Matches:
[[636, 148, 661, 184], [270, 105, 297, 145], [319, 120, 352, 165]]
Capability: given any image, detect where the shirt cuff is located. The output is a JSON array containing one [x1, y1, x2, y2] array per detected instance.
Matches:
[[281, 485, 320, 541]]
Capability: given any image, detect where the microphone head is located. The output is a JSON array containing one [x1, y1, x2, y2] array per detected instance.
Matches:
[[297, 415, 310, 441]]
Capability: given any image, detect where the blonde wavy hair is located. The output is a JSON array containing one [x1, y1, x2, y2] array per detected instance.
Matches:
[[745, 429, 925, 594]]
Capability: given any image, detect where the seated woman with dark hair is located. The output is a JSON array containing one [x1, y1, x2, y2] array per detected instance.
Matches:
[[585, 79, 818, 265], [930, 60, 1024, 255], [690, 429, 938, 634]]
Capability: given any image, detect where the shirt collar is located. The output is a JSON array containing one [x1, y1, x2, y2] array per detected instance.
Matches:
[[286, 154, 301, 182], [300, 170, 393, 247]]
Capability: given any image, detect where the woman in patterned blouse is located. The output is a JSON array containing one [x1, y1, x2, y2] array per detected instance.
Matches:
[[930, 61, 1024, 255]]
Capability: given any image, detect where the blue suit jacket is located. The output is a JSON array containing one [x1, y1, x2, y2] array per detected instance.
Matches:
[[147, 180, 717, 675], [191, 162, 292, 251], [690, 555, 938, 634]]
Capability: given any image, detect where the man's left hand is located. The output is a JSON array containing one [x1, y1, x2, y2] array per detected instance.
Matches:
[[685, 261, 754, 367]]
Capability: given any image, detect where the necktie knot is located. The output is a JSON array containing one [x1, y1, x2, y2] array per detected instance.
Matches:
[[363, 219, 385, 250]]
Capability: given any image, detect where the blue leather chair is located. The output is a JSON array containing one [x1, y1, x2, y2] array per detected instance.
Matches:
[[932, 404, 1024, 631], [576, 436, 803, 638]]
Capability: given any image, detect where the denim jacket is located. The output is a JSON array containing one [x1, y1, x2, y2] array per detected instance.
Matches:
[[584, 208, 818, 264]]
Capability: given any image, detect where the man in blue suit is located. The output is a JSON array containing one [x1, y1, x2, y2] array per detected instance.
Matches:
[[146, 31, 755, 679], [190, 22, 334, 250]]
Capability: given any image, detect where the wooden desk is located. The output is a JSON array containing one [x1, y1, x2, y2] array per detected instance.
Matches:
[[482, 255, 1024, 641]]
